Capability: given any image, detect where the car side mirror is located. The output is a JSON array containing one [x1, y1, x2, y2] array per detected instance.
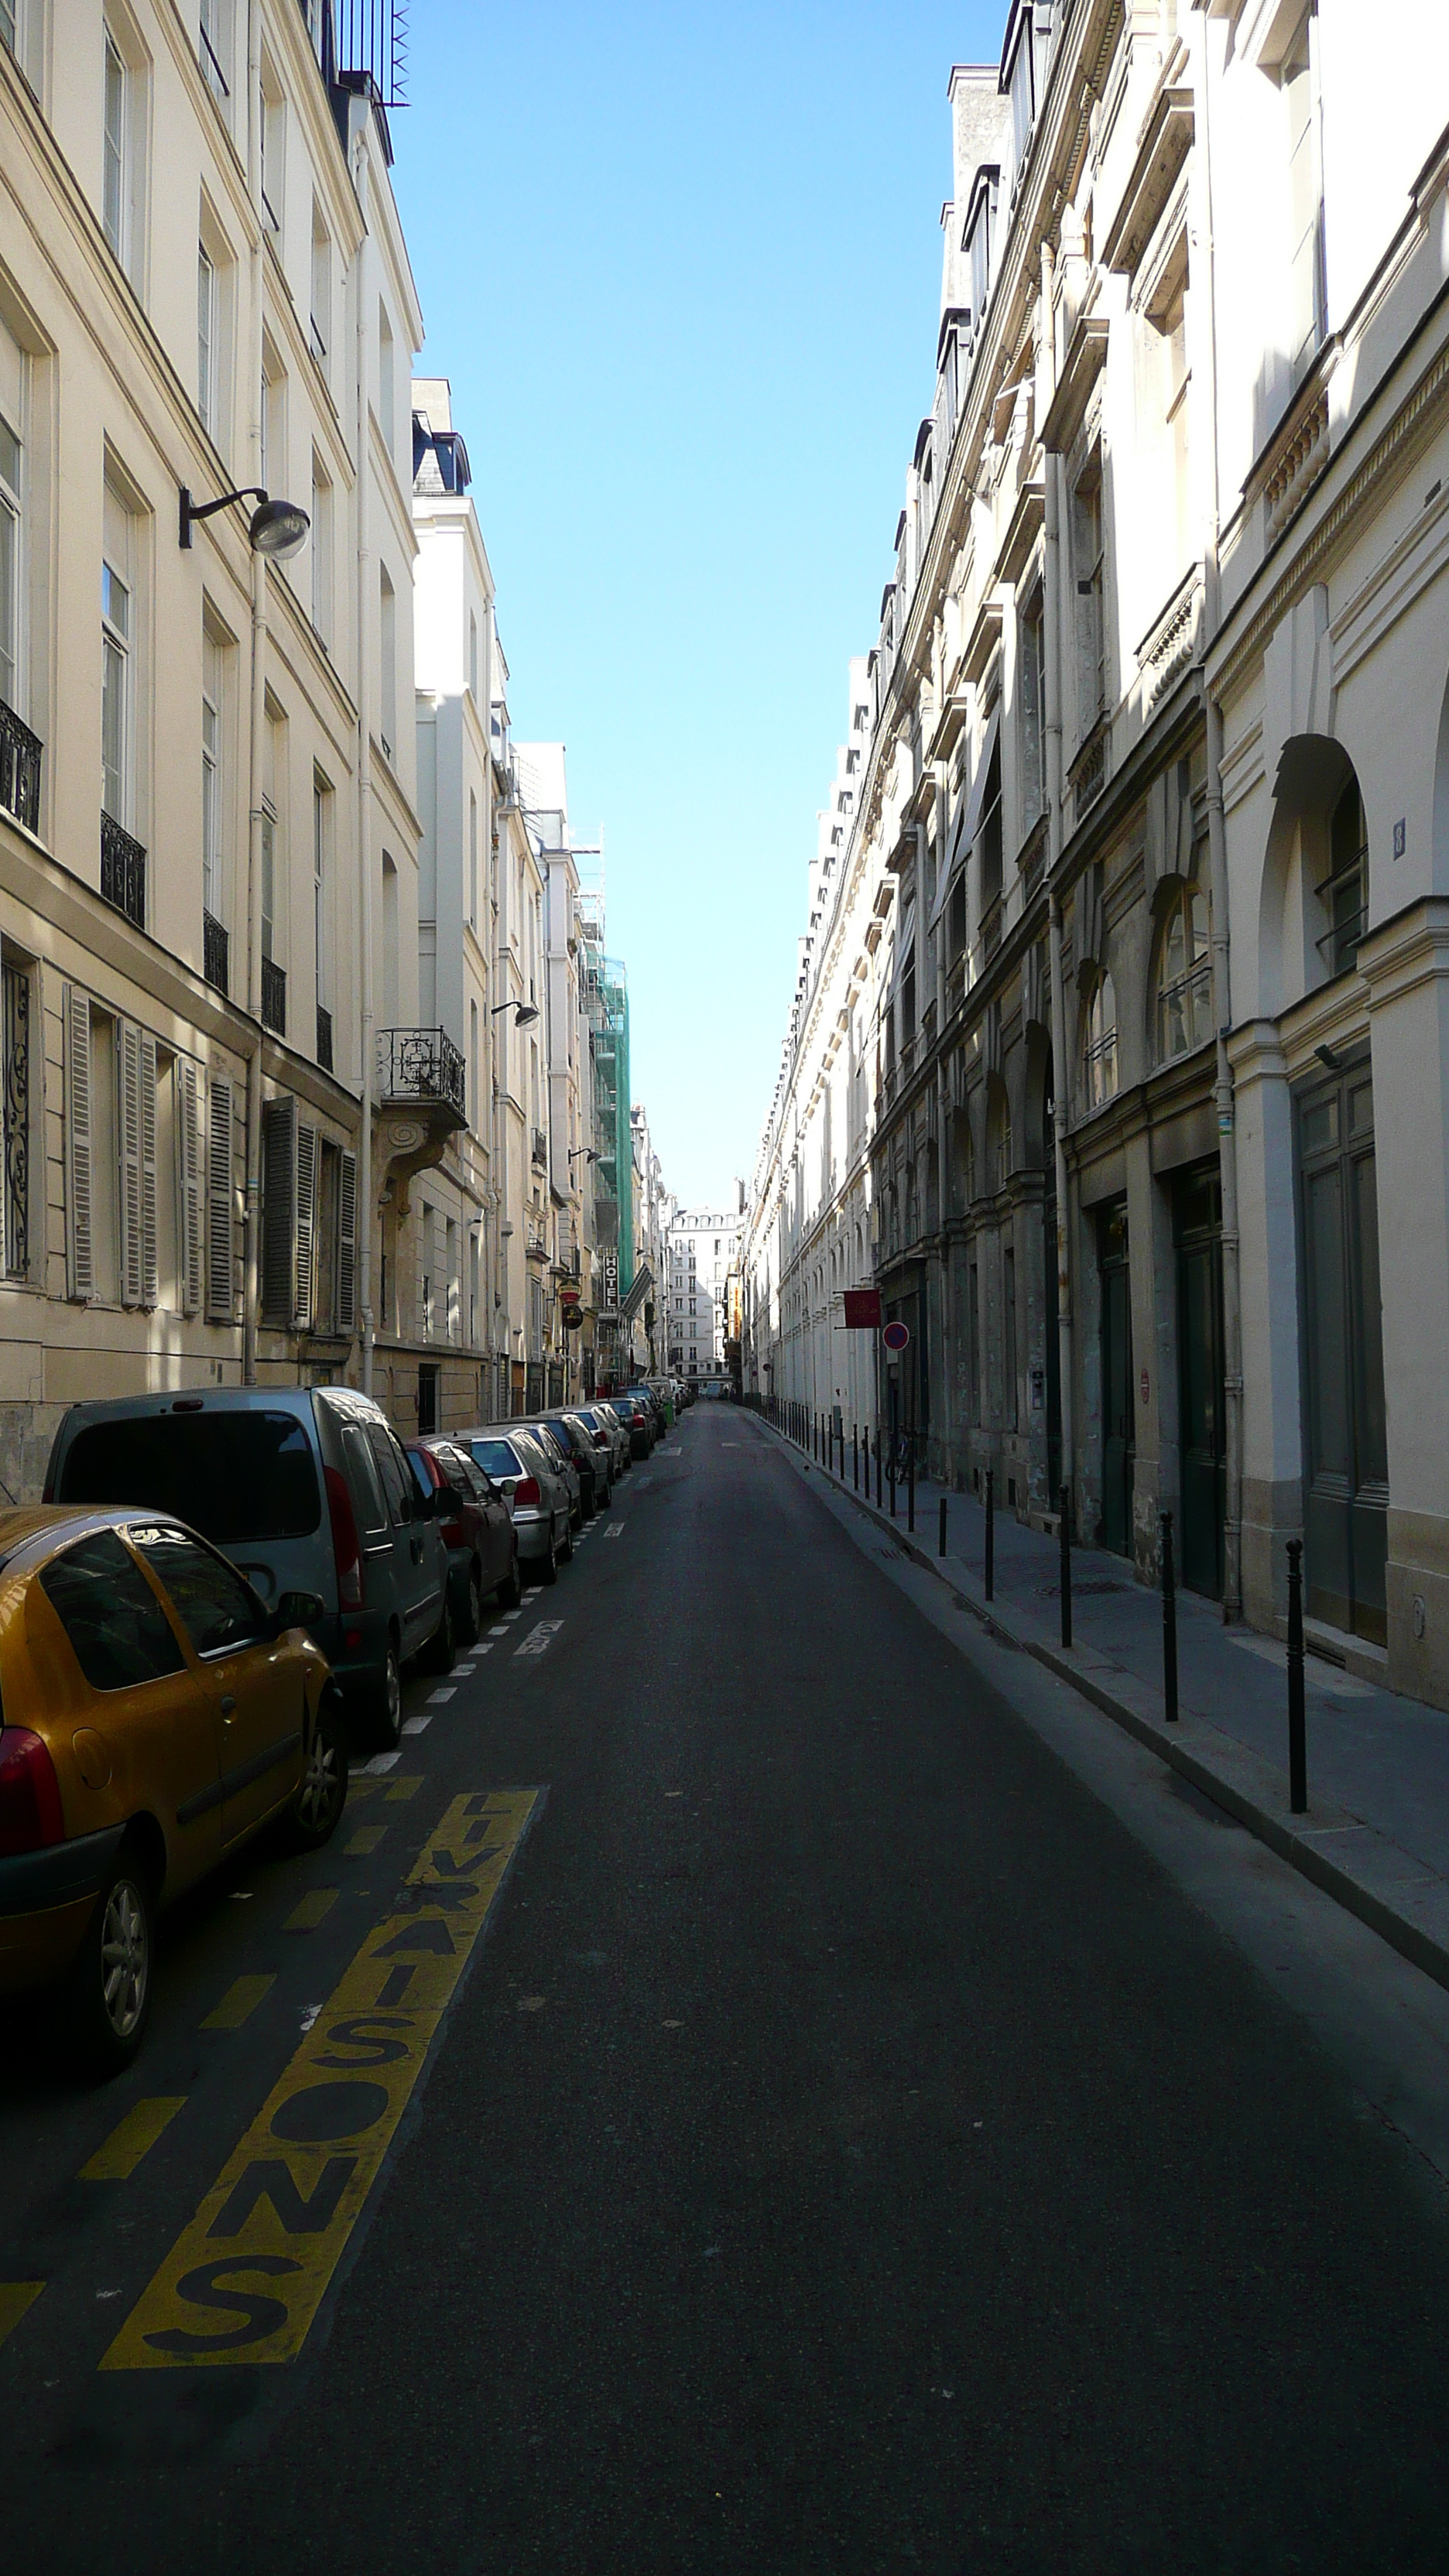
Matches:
[[274, 1589, 326, 1634]]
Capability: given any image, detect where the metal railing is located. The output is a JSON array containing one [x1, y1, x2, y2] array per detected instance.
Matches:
[[316, 1002, 333, 1071], [261, 954, 286, 1036], [203, 909, 228, 995], [376, 1024, 466, 1118], [0, 701, 40, 835], [531, 1125, 548, 1170], [100, 814, 146, 928]]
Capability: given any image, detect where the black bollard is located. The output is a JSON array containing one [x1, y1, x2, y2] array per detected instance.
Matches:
[[889, 1442, 896, 1519], [1286, 1536, 1307, 1814], [907, 1439, 915, 1533], [876, 1429, 882, 1509], [854, 1425, 859, 1491], [985, 1468, 995, 1601], [1160, 1509, 1178, 1725], [1059, 1484, 1072, 1649], [939, 1495, 947, 1557]]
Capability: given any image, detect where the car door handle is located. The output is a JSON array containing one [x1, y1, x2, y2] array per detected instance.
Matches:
[[219, 1694, 237, 1715]]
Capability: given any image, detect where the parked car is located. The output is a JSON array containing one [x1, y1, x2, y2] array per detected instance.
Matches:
[[608, 1395, 655, 1461], [406, 1438, 521, 1639], [574, 1403, 628, 1483], [456, 1425, 573, 1584], [524, 1419, 585, 1529], [46, 1386, 454, 1752], [540, 1411, 611, 1516], [0, 1505, 345, 2072], [627, 1386, 666, 1441], [644, 1379, 677, 1427]]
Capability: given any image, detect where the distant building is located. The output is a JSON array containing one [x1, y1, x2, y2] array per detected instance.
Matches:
[[668, 1205, 742, 1381]]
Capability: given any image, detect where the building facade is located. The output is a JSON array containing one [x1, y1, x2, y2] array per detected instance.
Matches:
[[743, 0, 1449, 1711], [669, 1205, 740, 1383]]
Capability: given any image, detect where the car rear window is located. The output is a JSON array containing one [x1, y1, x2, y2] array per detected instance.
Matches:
[[57, 1410, 321, 1545], [469, 1439, 522, 1480]]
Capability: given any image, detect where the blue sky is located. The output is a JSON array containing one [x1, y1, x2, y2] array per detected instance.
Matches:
[[394, 2, 1001, 1207]]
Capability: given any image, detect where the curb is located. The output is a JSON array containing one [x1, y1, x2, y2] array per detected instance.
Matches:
[[763, 1418, 1449, 2001]]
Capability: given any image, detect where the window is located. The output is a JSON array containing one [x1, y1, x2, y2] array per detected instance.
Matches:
[[313, 772, 331, 1004], [1320, 779, 1367, 978], [129, 1524, 265, 1657], [39, 1529, 185, 1691], [1006, 6, 1034, 166], [260, 67, 284, 235], [310, 457, 331, 638], [1004, 1245, 1018, 1427], [0, 0, 15, 55], [468, 788, 478, 926], [196, 243, 215, 436], [470, 998, 479, 1124], [2, 951, 30, 1278], [379, 564, 396, 761], [968, 1260, 981, 1421], [261, 351, 284, 503], [260, 780, 275, 964], [1019, 589, 1046, 833], [0, 366, 21, 718], [966, 169, 997, 322], [1072, 461, 1105, 730], [310, 204, 331, 368], [469, 612, 479, 703], [103, 31, 128, 261], [1082, 970, 1118, 1110], [101, 557, 131, 825], [378, 301, 395, 452], [198, 0, 230, 108], [1160, 285, 1190, 570], [1283, 6, 1326, 387], [1155, 883, 1212, 1061], [201, 630, 221, 921]]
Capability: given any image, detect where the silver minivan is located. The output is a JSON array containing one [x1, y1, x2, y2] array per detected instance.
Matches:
[[457, 1424, 573, 1584], [45, 1387, 456, 1749]]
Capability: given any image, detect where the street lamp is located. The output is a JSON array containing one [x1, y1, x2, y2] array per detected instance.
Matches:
[[179, 483, 310, 560], [568, 1148, 599, 1167], [491, 999, 539, 1029]]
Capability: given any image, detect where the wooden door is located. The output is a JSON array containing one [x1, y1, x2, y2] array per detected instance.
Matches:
[[1298, 1066, 1387, 1643]]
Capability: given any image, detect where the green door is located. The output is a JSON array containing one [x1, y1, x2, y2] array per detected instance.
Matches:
[[1098, 1201, 1134, 1557], [1175, 1164, 1225, 1600], [1297, 1065, 1388, 1643]]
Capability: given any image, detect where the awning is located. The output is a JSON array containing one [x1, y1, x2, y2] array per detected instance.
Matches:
[[928, 702, 999, 933]]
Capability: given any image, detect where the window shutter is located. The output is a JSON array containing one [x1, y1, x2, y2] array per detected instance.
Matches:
[[206, 1074, 235, 1321], [179, 1059, 202, 1316], [65, 987, 94, 1303], [261, 1094, 296, 1328], [295, 1119, 317, 1330], [337, 1147, 357, 1334], [139, 1030, 158, 1308], [118, 1020, 142, 1307]]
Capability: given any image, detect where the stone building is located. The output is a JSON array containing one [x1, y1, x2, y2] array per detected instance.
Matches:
[[744, 0, 1449, 1711]]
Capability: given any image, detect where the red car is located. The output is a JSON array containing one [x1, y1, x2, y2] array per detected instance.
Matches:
[[406, 1438, 522, 1643]]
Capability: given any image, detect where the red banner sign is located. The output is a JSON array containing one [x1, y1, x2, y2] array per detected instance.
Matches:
[[842, 1289, 883, 1330]]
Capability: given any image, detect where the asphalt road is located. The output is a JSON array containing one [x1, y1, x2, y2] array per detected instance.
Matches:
[[4, 1404, 1449, 2574]]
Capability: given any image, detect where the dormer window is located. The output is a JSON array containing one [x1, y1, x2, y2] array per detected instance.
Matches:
[[1002, 0, 1036, 169], [964, 168, 1000, 327]]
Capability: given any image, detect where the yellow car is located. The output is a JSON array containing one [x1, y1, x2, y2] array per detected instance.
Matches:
[[0, 1506, 346, 2073]]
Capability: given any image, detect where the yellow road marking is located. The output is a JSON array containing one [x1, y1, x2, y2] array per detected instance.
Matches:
[[203, 1975, 276, 2032], [103, 1789, 540, 2372], [0, 2282, 43, 2348], [80, 2098, 187, 2183], [385, 1775, 423, 1803], [285, 1888, 338, 1932], [346, 1824, 385, 1856]]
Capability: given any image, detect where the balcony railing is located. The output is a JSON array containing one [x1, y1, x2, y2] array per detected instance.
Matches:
[[377, 1025, 466, 1119], [100, 814, 146, 929], [0, 701, 41, 835], [203, 909, 228, 995], [531, 1125, 548, 1170], [260, 954, 286, 1035], [316, 1002, 334, 1071]]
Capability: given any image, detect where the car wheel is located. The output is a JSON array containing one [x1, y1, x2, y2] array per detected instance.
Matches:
[[540, 1528, 559, 1586], [496, 1551, 522, 1611], [422, 1586, 456, 1675], [372, 1639, 404, 1751], [286, 1692, 349, 1852], [66, 1843, 155, 2078]]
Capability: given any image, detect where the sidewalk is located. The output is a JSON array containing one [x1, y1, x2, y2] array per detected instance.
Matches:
[[769, 1418, 1449, 1995]]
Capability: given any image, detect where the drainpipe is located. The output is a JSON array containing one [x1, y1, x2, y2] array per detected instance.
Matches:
[[1041, 239, 1074, 1493], [242, 0, 265, 1384], [1195, 12, 1243, 1618], [352, 112, 375, 1398]]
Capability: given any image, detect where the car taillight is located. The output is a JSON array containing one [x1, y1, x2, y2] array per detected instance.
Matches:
[[324, 1464, 365, 1611], [593, 1431, 608, 1447], [0, 1728, 64, 1858], [512, 1476, 541, 1507]]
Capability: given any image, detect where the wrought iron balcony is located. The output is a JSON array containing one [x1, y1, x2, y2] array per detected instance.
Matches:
[[531, 1125, 548, 1170], [260, 954, 286, 1035], [204, 909, 228, 996], [100, 814, 146, 929], [316, 1002, 334, 1071], [0, 701, 41, 835], [377, 1025, 466, 1121]]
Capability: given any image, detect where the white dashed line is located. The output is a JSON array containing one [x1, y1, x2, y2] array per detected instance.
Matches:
[[604, 1521, 624, 1538], [488, 1624, 508, 1637], [427, 1686, 457, 1704], [402, 1714, 432, 1735], [361, 1750, 402, 1775], [472, 1642, 493, 1656]]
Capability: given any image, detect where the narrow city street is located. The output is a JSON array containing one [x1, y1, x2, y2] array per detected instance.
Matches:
[[4, 1403, 1449, 2574]]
